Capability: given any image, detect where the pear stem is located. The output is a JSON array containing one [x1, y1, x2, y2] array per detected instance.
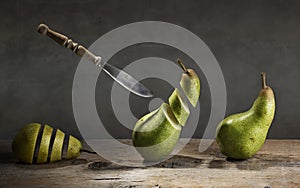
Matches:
[[261, 72, 267, 89], [177, 58, 188, 73]]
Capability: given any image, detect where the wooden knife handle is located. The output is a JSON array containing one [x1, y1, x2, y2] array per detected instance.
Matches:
[[37, 23, 101, 65]]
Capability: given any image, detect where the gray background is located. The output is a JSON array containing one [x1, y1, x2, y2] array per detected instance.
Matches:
[[1, 0, 300, 139]]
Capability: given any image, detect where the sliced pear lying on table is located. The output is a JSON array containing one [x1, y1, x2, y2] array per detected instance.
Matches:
[[178, 59, 200, 107], [12, 123, 82, 164], [132, 103, 182, 161]]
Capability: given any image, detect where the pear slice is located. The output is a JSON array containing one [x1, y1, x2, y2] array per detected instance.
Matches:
[[178, 59, 200, 107], [37, 124, 53, 163], [132, 103, 182, 161], [50, 129, 65, 162], [12, 123, 41, 164], [168, 88, 190, 126], [66, 135, 82, 159]]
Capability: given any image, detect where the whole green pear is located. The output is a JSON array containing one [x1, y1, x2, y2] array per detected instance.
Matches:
[[216, 73, 275, 159]]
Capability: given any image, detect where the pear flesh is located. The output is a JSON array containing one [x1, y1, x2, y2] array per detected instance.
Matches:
[[169, 88, 190, 126], [132, 103, 182, 161], [216, 73, 275, 159]]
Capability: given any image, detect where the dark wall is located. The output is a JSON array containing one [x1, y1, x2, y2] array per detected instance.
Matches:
[[1, 0, 299, 139]]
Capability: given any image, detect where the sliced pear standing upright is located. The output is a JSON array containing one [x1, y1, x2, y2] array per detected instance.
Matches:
[[169, 88, 190, 126], [178, 59, 200, 107], [216, 72, 275, 159], [132, 103, 182, 161]]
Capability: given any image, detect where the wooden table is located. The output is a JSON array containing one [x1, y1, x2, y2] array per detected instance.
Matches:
[[0, 139, 299, 187]]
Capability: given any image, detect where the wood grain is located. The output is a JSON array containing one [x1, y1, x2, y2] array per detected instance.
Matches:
[[0, 139, 299, 188]]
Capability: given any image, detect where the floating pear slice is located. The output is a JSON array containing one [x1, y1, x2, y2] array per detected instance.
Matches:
[[37, 124, 53, 163], [168, 88, 190, 126], [50, 129, 65, 162], [178, 59, 200, 107], [132, 103, 182, 161], [12, 123, 41, 164], [67, 135, 83, 159]]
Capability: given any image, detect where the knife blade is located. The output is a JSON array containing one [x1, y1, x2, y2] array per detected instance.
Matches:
[[103, 63, 153, 97], [37, 23, 153, 98]]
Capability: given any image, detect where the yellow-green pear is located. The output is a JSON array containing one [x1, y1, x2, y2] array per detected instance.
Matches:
[[178, 59, 200, 107], [168, 88, 190, 126], [132, 103, 182, 161], [216, 72, 275, 159]]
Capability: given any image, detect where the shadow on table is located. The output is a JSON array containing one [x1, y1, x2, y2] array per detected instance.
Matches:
[[0, 151, 16, 163], [208, 153, 298, 171]]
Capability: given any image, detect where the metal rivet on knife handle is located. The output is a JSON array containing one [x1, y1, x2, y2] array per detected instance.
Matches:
[[37, 23, 100, 65]]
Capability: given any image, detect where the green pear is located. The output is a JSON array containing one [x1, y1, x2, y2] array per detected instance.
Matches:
[[12, 123, 83, 164], [132, 103, 182, 161], [178, 59, 200, 107], [168, 88, 190, 126], [216, 72, 275, 159]]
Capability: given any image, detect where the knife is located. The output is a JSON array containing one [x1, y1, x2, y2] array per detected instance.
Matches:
[[37, 24, 153, 98]]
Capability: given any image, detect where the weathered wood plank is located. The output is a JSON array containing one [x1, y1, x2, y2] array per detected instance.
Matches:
[[0, 139, 299, 188]]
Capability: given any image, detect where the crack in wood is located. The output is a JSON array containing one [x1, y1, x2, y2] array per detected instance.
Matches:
[[92, 178, 122, 181]]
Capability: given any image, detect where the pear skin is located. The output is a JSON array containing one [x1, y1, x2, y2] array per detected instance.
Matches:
[[50, 129, 65, 162], [216, 72, 275, 159], [12, 123, 41, 164], [67, 135, 83, 159], [37, 124, 53, 163], [132, 103, 182, 161], [178, 59, 200, 107], [169, 88, 190, 126]]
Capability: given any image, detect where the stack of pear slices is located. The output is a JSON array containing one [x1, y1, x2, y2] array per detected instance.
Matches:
[[132, 59, 200, 162], [12, 123, 82, 164]]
